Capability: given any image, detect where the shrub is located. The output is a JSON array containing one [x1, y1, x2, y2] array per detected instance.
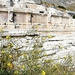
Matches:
[[73, 15, 75, 19], [58, 5, 66, 10], [0, 28, 75, 75]]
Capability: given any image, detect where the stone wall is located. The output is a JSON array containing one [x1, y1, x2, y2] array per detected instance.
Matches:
[[0, 12, 8, 23], [32, 14, 47, 24], [26, 3, 37, 9]]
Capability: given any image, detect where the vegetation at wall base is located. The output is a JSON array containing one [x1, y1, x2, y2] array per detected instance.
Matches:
[[0, 29, 75, 75]]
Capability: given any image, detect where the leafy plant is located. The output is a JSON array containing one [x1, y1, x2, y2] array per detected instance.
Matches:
[[0, 28, 75, 75]]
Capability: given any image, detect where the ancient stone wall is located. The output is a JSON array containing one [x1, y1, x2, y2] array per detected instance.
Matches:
[[0, 12, 8, 23]]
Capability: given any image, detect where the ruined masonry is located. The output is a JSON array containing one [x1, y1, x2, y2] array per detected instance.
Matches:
[[0, 0, 75, 66], [0, 0, 75, 36]]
